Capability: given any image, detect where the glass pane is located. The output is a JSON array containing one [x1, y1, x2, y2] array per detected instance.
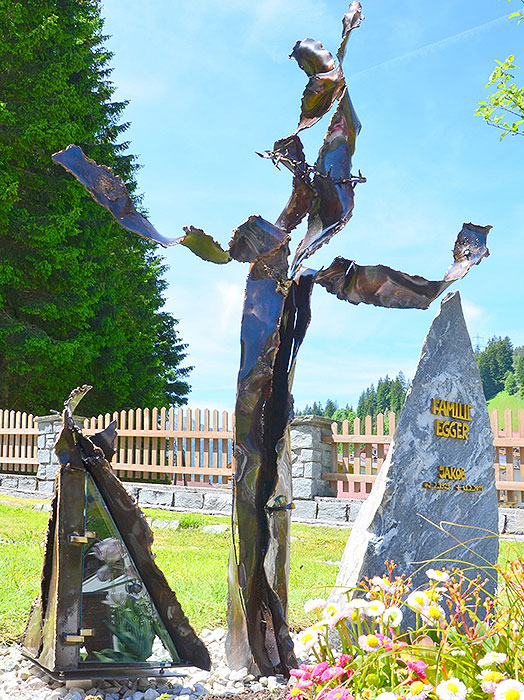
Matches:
[[79, 474, 180, 665]]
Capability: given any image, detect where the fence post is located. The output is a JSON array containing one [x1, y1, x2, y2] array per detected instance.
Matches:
[[290, 415, 336, 501], [34, 414, 85, 494]]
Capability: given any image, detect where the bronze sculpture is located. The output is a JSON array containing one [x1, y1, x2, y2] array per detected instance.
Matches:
[[52, 2, 491, 677]]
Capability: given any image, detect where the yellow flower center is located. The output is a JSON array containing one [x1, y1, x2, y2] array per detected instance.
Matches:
[[486, 672, 504, 683], [411, 682, 425, 694], [428, 605, 442, 619], [325, 605, 337, 617], [290, 689, 302, 697], [447, 683, 458, 693], [367, 634, 379, 648], [505, 690, 521, 700], [414, 595, 425, 605]]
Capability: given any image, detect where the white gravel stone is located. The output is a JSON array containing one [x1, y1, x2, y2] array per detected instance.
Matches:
[[267, 676, 280, 690], [0, 627, 296, 699], [65, 692, 83, 700], [143, 689, 160, 700]]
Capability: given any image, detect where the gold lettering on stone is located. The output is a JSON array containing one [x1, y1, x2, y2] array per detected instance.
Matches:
[[437, 466, 466, 480]]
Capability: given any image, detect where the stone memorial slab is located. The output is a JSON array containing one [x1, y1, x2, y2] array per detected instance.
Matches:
[[333, 291, 498, 602]]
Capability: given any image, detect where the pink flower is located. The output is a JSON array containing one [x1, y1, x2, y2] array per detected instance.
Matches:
[[325, 689, 354, 700], [311, 661, 330, 680], [320, 666, 345, 682], [407, 660, 428, 679], [336, 654, 353, 668], [297, 679, 314, 689], [376, 633, 393, 650], [290, 666, 311, 680]]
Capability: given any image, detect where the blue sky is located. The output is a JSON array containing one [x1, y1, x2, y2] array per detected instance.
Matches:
[[100, 0, 523, 412]]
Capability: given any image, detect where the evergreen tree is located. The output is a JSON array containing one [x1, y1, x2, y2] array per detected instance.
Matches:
[[515, 355, 524, 397], [376, 375, 391, 414], [389, 376, 404, 413], [505, 371, 518, 396], [0, 0, 190, 414], [323, 398, 338, 418], [476, 336, 514, 399]]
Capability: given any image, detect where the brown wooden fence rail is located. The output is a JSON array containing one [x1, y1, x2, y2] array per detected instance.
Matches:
[[0, 409, 38, 474], [325, 412, 396, 499], [326, 409, 524, 504], [82, 407, 234, 485], [1, 406, 523, 502]]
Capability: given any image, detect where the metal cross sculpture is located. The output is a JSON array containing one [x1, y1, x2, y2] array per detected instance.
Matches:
[[53, 2, 491, 678]]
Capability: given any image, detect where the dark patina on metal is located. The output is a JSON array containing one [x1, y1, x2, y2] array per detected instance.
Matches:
[[52, 0, 492, 677], [23, 386, 210, 680]]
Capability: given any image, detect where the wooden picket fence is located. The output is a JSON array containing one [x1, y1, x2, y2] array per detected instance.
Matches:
[[325, 412, 396, 500], [82, 407, 234, 485], [1, 405, 524, 503], [327, 409, 524, 503], [0, 409, 39, 474]]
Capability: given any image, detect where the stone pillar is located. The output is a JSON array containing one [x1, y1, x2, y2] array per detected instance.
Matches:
[[34, 415, 84, 495], [290, 415, 337, 501]]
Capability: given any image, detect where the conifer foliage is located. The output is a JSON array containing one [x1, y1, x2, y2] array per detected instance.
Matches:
[[0, 0, 191, 415]]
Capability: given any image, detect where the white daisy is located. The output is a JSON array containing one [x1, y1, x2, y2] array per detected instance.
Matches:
[[494, 679, 524, 700], [479, 652, 508, 667], [365, 599, 386, 617], [407, 591, 429, 610], [426, 568, 449, 583], [436, 678, 467, 700], [304, 598, 326, 613], [382, 605, 403, 628]]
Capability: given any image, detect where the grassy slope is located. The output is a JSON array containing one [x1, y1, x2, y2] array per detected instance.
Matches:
[[487, 390, 524, 431]]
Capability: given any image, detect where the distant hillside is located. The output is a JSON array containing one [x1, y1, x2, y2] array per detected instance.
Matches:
[[486, 390, 524, 431]]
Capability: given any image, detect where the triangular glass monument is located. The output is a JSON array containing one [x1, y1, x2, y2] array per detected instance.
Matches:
[[23, 386, 210, 680]]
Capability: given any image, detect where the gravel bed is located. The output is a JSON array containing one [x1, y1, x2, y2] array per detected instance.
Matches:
[[0, 629, 296, 700]]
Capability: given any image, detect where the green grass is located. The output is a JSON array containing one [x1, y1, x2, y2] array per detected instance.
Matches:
[[0, 495, 348, 644], [1, 494, 523, 646], [487, 390, 524, 431]]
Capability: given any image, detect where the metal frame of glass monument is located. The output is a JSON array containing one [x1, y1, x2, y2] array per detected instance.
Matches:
[[23, 386, 210, 680]]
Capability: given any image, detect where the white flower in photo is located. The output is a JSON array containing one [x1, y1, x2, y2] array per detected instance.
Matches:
[[298, 627, 319, 651], [426, 568, 449, 583], [420, 603, 446, 625], [407, 591, 429, 610], [358, 633, 381, 652], [479, 652, 508, 667], [304, 598, 326, 613], [371, 576, 393, 592], [477, 669, 505, 693], [494, 679, 524, 700], [406, 681, 432, 700], [347, 597, 368, 609], [365, 599, 386, 617], [382, 605, 403, 628], [323, 603, 341, 618], [436, 678, 467, 700], [376, 693, 398, 700]]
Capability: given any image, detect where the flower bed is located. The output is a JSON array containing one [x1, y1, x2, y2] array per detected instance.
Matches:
[[289, 561, 524, 700]]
